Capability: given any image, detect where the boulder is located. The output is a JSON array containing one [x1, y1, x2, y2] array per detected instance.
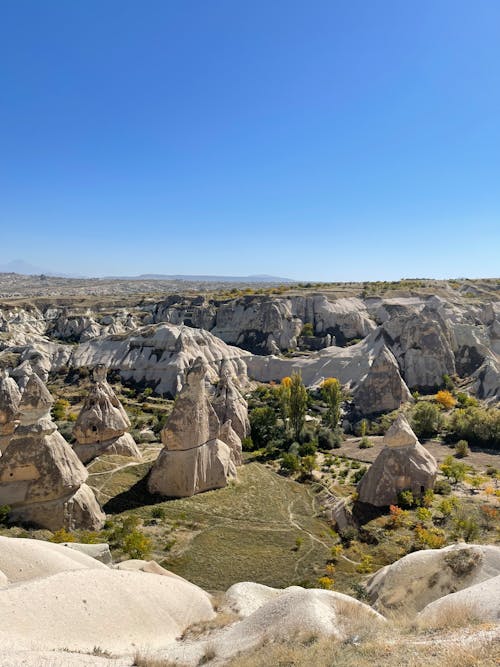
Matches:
[[357, 413, 437, 506], [418, 573, 500, 627], [0, 567, 215, 653], [0, 374, 105, 530], [72, 365, 141, 463], [354, 345, 412, 415], [148, 357, 238, 498], [0, 370, 21, 452], [0, 535, 108, 583], [365, 544, 500, 613]]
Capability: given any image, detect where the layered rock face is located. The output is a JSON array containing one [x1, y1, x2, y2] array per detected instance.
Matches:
[[148, 358, 242, 498], [354, 345, 412, 415], [212, 360, 251, 440], [0, 370, 21, 453], [72, 365, 141, 463], [357, 414, 438, 507], [0, 374, 105, 530]]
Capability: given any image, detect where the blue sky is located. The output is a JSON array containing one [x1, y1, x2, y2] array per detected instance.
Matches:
[[0, 1, 499, 280]]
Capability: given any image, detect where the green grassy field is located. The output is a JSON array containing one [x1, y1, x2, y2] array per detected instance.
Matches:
[[88, 460, 337, 591]]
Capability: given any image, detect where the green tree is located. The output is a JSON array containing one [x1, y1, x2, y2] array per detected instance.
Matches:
[[411, 401, 443, 439], [249, 406, 277, 448], [321, 377, 342, 429], [289, 373, 308, 441], [440, 455, 467, 484]]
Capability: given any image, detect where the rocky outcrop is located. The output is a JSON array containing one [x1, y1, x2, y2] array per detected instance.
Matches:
[[357, 413, 437, 506], [0, 374, 105, 530], [72, 323, 250, 396], [354, 345, 412, 415], [212, 360, 250, 440], [365, 544, 500, 613], [0, 370, 21, 453], [148, 358, 238, 498], [72, 366, 141, 463]]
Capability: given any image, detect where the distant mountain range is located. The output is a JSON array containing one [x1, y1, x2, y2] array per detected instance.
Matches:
[[0, 260, 84, 278], [110, 274, 294, 283], [0, 261, 293, 283]]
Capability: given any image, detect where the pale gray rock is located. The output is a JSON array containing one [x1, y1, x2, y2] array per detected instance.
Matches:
[[418, 573, 500, 626], [72, 366, 140, 463], [148, 438, 236, 498], [357, 414, 437, 506], [0, 374, 105, 530], [354, 345, 412, 415], [366, 544, 500, 613], [219, 420, 243, 466], [61, 542, 112, 564], [0, 370, 21, 452], [72, 322, 250, 396], [212, 360, 250, 439], [148, 358, 238, 498], [469, 356, 500, 404]]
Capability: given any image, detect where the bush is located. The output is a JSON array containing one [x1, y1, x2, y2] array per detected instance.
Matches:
[[411, 402, 443, 438], [352, 466, 367, 484], [52, 398, 70, 421], [434, 479, 452, 495], [298, 440, 317, 456], [0, 505, 11, 525], [301, 322, 314, 337], [250, 406, 278, 448], [435, 390, 456, 409], [317, 428, 341, 450], [358, 436, 373, 449], [242, 436, 255, 451], [440, 455, 467, 484], [397, 489, 415, 508], [445, 406, 500, 450], [455, 439, 470, 458], [281, 452, 301, 472]]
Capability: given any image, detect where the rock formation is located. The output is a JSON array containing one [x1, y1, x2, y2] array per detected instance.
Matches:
[[354, 345, 412, 415], [0, 370, 21, 453], [357, 413, 438, 506], [148, 357, 238, 498], [0, 373, 105, 530], [212, 360, 250, 440], [365, 543, 500, 613], [72, 365, 141, 463]]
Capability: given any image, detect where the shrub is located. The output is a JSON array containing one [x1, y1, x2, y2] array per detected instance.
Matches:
[[352, 466, 367, 484], [250, 406, 277, 448], [356, 554, 374, 574], [422, 488, 435, 507], [300, 454, 317, 474], [151, 506, 166, 520], [50, 528, 75, 543], [411, 402, 443, 438], [445, 406, 500, 450], [52, 398, 70, 421], [455, 439, 470, 458], [281, 452, 301, 472], [358, 436, 373, 449], [0, 505, 11, 525], [242, 436, 255, 451], [387, 505, 409, 529], [440, 455, 467, 484], [397, 489, 415, 508], [317, 576, 334, 590], [317, 427, 341, 450], [435, 390, 456, 409], [299, 441, 317, 456], [452, 507, 480, 542], [340, 526, 358, 546], [414, 525, 446, 549], [416, 507, 433, 523], [434, 479, 452, 495], [301, 322, 314, 337]]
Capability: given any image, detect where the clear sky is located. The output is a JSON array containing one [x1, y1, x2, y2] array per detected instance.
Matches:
[[0, 1, 499, 280]]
